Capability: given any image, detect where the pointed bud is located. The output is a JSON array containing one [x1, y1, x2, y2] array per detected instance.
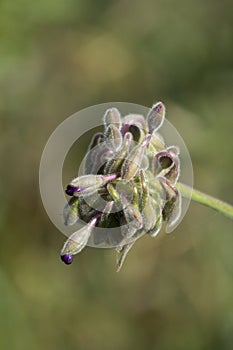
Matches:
[[121, 135, 151, 182], [66, 174, 118, 197], [60, 217, 98, 260], [103, 108, 122, 129], [63, 197, 79, 226], [105, 124, 123, 151], [147, 102, 165, 134]]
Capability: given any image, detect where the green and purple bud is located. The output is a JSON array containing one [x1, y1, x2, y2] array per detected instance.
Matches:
[[146, 102, 165, 134], [66, 174, 118, 197], [103, 108, 122, 130], [121, 134, 151, 182]]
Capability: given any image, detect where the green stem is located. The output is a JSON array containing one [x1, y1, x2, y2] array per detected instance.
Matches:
[[177, 183, 233, 220]]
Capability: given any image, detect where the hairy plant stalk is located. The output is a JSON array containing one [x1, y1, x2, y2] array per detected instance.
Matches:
[[177, 183, 233, 220]]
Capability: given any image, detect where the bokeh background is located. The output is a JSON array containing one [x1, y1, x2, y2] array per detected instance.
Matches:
[[0, 0, 233, 349]]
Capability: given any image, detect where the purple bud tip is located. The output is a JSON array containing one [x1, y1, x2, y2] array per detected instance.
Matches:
[[154, 102, 163, 112], [65, 184, 78, 196], [61, 254, 73, 265]]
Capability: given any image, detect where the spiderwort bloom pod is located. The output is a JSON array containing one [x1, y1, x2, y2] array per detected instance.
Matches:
[[60, 216, 98, 264], [121, 134, 151, 182], [146, 102, 165, 134], [103, 107, 122, 129]]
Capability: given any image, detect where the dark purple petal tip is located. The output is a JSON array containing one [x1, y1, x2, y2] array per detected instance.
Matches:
[[61, 254, 73, 265], [65, 184, 78, 196]]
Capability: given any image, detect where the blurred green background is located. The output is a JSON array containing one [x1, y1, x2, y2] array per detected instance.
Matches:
[[0, 0, 233, 349]]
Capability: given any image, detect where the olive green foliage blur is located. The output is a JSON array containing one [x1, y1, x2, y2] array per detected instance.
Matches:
[[0, 0, 233, 349]]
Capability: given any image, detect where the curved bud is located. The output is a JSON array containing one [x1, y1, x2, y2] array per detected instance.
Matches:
[[66, 174, 118, 197], [121, 135, 151, 182], [147, 102, 165, 134], [103, 108, 122, 129], [63, 197, 79, 226], [152, 150, 180, 184], [105, 124, 123, 151]]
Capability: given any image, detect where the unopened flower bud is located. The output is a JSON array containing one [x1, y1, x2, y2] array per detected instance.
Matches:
[[60, 216, 98, 260], [121, 135, 151, 182], [105, 124, 123, 151], [147, 102, 165, 134], [103, 108, 122, 129], [66, 174, 118, 197]]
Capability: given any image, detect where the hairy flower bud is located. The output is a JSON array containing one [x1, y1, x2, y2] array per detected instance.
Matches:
[[146, 102, 165, 134], [105, 124, 123, 151], [61, 216, 98, 262], [66, 174, 118, 196], [121, 135, 151, 182], [103, 108, 122, 129]]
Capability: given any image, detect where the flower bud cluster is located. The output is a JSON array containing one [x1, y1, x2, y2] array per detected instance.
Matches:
[[61, 103, 181, 270]]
